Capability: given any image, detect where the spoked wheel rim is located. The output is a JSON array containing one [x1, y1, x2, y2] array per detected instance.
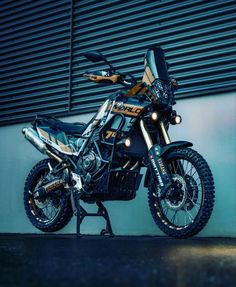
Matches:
[[28, 170, 62, 224], [156, 155, 204, 230]]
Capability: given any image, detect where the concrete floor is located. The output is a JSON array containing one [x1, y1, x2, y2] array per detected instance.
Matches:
[[0, 235, 235, 287]]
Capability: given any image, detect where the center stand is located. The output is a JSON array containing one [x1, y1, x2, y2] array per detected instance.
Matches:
[[75, 197, 114, 237]]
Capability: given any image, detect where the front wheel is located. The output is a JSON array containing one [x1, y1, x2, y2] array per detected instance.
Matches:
[[148, 148, 215, 238]]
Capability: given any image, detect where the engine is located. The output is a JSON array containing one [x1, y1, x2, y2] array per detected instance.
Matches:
[[77, 142, 142, 201], [80, 150, 102, 174], [77, 146, 105, 189]]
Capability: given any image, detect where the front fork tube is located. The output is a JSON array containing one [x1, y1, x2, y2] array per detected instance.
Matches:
[[159, 121, 171, 145], [140, 119, 172, 193]]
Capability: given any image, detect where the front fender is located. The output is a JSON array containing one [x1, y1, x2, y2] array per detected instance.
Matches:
[[144, 141, 193, 188], [160, 140, 193, 157]]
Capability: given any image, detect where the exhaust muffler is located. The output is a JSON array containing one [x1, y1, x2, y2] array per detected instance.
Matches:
[[22, 127, 62, 162], [22, 127, 47, 154], [34, 178, 65, 199]]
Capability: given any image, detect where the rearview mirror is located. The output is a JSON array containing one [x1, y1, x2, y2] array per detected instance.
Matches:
[[83, 51, 105, 63], [84, 50, 116, 72]]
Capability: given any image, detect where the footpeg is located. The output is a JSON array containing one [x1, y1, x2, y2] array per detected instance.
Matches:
[[71, 173, 84, 193]]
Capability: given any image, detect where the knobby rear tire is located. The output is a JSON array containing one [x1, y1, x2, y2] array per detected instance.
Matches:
[[24, 159, 73, 232], [148, 148, 215, 238]]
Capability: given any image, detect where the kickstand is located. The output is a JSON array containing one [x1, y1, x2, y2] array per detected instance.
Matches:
[[71, 188, 82, 237], [75, 198, 114, 237]]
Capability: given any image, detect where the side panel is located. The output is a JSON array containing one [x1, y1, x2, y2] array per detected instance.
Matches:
[[75, 99, 111, 154], [37, 126, 77, 155]]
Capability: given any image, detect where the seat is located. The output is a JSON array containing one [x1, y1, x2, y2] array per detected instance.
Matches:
[[34, 114, 88, 135], [54, 120, 87, 135]]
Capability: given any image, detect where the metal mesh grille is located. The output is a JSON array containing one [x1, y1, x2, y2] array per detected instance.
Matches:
[[0, 0, 72, 125], [0, 0, 235, 125]]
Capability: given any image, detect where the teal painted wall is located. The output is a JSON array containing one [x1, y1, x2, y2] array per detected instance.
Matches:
[[0, 92, 235, 237]]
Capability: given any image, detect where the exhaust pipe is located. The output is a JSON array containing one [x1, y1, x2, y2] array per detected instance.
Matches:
[[34, 178, 65, 199], [22, 127, 62, 163]]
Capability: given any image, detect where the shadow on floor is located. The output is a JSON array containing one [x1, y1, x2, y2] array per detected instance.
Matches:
[[0, 234, 235, 287]]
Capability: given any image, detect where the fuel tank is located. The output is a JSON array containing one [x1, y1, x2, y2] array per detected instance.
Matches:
[[101, 91, 151, 156], [106, 91, 151, 132]]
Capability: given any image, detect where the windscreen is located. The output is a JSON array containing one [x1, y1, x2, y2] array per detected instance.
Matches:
[[142, 46, 169, 85]]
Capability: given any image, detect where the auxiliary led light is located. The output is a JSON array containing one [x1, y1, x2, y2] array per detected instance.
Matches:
[[124, 138, 131, 147], [174, 115, 182, 124], [151, 112, 158, 121]]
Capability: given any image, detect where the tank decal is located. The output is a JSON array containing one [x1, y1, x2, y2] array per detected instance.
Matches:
[[111, 102, 144, 117], [105, 130, 117, 139]]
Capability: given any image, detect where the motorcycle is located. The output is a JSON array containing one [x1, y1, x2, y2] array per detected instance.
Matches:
[[23, 46, 215, 238]]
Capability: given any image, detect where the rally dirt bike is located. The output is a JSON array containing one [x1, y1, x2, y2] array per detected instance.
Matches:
[[23, 46, 215, 238]]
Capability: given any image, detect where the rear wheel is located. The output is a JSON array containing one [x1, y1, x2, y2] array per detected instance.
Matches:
[[148, 148, 215, 238], [24, 159, 73, 232]]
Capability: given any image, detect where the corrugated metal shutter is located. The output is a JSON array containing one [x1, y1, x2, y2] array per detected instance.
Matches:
[[0, 0, 235, 126], [72, 0, 236, 112], [0, 0, 72, 125]]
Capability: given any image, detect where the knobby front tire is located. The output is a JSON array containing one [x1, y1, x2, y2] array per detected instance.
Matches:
[[148, 148, 215, 238]]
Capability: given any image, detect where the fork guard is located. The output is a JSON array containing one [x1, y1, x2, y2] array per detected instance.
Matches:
[[144, 141, 193, 188]]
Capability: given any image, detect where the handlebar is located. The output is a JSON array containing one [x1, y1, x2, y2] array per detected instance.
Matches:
[[119, 73, 137, 88], [83, 69, 137, 87]]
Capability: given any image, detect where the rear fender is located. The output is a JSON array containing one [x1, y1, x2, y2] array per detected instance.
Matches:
[[144, 141, 192, 187]]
